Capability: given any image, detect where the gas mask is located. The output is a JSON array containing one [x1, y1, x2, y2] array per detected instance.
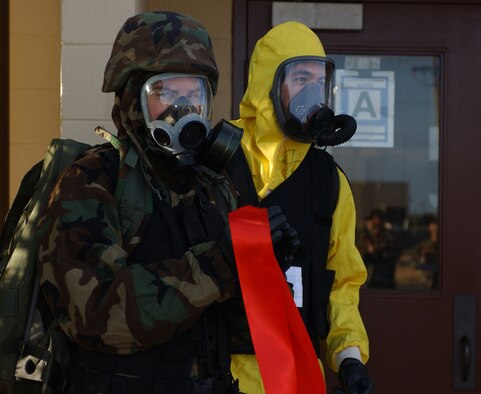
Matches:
[[270, 56, 356, 146], [140, 73, 242, 170]]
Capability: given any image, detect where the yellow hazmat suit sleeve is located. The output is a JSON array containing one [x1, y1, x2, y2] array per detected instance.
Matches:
[[326, 169, 369, 372]]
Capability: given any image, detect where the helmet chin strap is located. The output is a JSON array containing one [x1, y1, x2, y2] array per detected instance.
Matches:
[[121, 127, 178, 189]]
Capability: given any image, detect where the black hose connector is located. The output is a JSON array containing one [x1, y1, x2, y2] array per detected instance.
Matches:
[[316, 114, 357, 147]]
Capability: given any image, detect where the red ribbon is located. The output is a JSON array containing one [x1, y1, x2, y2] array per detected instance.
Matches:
[[228, 206, 326, 394]]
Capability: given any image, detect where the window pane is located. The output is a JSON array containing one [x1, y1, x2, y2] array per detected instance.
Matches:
[[329, 55, 440, 290]]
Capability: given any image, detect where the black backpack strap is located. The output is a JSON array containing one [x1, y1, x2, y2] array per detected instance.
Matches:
[[0, 160, 43, 259], [225, 147, 258, 207]]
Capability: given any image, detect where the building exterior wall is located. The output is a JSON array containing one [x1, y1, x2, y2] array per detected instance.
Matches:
[[9, 0, 61, 203], [60, 0, 145, 146]]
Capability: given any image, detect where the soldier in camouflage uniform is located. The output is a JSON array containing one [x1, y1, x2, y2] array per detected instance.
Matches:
[[37, 11, 298, 394]]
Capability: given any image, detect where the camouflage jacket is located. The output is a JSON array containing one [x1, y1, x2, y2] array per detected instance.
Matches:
[[37, 143, 237, 355]]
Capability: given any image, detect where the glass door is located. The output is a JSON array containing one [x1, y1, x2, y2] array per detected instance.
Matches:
[[329, 54, 440, 290]]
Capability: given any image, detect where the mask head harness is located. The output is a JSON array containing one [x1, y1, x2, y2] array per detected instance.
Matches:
[[140, 73, 242, 170], [270, 56, 357, 146]]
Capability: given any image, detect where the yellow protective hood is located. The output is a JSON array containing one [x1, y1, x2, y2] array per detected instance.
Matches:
[[231, 22, 327, 199]]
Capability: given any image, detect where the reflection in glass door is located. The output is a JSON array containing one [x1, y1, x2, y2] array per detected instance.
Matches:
[[328, 54, 440, 290]]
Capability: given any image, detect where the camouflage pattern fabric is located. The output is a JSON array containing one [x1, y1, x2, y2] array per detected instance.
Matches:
[[37, 144, 236, 354], [102, 11, 218, 94]]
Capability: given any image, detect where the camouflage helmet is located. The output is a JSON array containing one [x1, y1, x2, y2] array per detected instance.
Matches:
[[102, 11, 219, 95]]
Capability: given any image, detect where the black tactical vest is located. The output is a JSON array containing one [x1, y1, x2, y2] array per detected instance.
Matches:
[[226, 146, 339, 354]]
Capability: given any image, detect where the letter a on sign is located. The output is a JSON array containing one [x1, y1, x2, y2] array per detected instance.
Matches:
[[352, 91, 378, 119]]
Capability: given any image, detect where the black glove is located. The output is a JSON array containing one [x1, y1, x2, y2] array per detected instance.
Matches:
[[337, 358, 373, 394], [219, 206, 299, 272], [266, 205, 300, 271]]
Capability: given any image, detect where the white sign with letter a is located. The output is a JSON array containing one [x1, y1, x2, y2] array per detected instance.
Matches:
[[335, 69, 395, 148]]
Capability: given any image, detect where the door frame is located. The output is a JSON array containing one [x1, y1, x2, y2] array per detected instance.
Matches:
[[231, 1, 481, 392], [0, 0, 9, 222]]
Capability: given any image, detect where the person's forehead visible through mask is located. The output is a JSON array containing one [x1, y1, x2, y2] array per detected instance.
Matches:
[[281, 61, 327, 107], [146, 76, 204, 120]]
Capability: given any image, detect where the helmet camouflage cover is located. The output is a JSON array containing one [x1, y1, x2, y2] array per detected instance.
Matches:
[[103, 11, 218, 94]]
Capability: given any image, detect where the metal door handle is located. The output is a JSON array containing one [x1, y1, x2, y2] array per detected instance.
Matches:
[[454, 295, 475, 390], [461, 335, 471, 381]]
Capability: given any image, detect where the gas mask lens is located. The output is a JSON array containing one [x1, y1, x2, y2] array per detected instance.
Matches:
[[140, 73, 213, 164], [271, 57, 335, 143], [142, 73, 212, 125]]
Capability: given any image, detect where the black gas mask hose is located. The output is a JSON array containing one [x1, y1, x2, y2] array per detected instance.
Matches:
[[316, 113, 357, 147], [304, 105, 357, 147]]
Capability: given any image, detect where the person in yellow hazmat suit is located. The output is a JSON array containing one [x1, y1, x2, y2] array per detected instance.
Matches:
[[225, 21, 373, 394]]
